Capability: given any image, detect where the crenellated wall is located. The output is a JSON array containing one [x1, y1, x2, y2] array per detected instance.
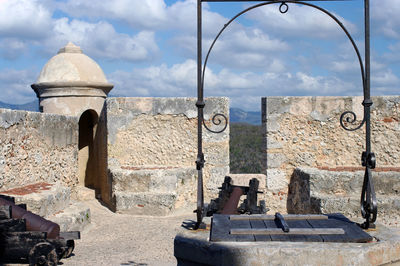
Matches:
[[262, 96, 400, 214], [106, 97, 230, 215], [1, 95, 398, 221], [0, 108, 79, 190]]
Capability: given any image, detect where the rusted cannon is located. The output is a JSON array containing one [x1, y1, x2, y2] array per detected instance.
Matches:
[[205, 176, 268, 216], [0, 197, 60, 239], [0, 195, 80, 265]]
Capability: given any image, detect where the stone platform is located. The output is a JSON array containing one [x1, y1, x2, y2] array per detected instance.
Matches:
[[174, 222, 400, 266], [0, 182, 91, 231]]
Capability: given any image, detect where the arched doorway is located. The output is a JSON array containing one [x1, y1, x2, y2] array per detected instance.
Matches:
[[78, 109, 99, 197]]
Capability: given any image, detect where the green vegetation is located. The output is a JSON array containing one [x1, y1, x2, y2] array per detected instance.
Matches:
[[230, 123, 264, 173]]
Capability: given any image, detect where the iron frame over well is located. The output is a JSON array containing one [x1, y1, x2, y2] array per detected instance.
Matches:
[[195, 0, 377, 229]]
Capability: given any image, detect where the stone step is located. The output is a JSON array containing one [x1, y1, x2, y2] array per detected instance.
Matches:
[[295, 167, 400, 196], [0, 182, 71, 217], [114, 191, 177, 216], [71, 186, 96, 201], [308, 193, 400, 227], [110, 166, 196, 194], [46, 201, 91, 232]]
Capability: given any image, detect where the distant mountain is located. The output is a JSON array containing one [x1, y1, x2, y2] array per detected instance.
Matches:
[[230, 108, 261, 125], [0, 100, 38, 112]]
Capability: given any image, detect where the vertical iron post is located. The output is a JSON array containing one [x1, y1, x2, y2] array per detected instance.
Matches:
[[360, 0, 377, 229], [195, 0, 205, 229], [364, 0, 371, 155]]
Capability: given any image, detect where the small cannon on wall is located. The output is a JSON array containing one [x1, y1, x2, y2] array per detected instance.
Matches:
[[205, 176, 268, 216], [0, 195, 80, 265]]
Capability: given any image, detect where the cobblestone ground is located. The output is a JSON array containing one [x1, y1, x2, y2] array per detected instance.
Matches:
[[63, 200, 193, 266]]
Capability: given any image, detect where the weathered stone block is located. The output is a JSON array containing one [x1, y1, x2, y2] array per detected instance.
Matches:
[[0, 109, 25, 129], [205, 166, 230, 198], [3, 183, 71, 217], [47, 201, 91, 232], [266, 169, 288, 191], [266, 136, 282, 149], [114, 191, 177, 216], [287, 168, 400, 227], [110, 167, 197, 195], [110, 168, 152, 193], [0, 109, 78, 190], [71, 186, 96, 201], [265, 114, 281, 132], [263, 97, 291, 115], [204, 142, 230, 167], [267, 153, 287, 168]]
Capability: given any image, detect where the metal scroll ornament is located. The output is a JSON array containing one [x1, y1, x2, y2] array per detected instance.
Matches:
[[340, 111, 366, 132], [203, 113, 228, 133]]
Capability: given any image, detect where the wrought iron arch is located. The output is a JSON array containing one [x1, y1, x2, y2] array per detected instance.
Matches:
[[195, 0, 376, 230]]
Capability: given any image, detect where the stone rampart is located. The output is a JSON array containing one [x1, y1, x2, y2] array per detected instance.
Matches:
[[262, 96, 400, 213], [0, 108, 78, 190], [106, 97, 229, 214]]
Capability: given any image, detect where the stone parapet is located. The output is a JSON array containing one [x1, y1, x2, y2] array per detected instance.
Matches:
[[0, 108, 79, 190], [287, 168, 400, 227], [114, 191, 177, 216], [107, 97, 230, 214], [262, 96, 400, 213]]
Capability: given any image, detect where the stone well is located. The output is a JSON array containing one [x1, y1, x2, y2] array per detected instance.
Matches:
[[174, 222, 400, 266]]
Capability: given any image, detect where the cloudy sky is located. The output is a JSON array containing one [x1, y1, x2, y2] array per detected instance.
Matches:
[[0, 0, 398, 111]]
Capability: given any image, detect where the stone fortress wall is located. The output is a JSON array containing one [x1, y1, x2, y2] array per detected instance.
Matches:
[[0, 108, 78, 190], [106, 97, 229, 215], [0, 95, 399, 224], [0, 42, 398, 225], [262, 96, 400, 226], [0, 96, 230, 216]]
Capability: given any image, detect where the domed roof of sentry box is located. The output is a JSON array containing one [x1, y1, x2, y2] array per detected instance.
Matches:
[[31, 42, 113, 97]]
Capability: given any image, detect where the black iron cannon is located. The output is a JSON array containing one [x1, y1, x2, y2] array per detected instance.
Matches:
[[0, 195, 80, 265], [205, 176, 267, 216]]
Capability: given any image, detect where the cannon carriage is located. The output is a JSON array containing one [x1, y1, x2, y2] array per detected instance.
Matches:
[[0, 195, 80, 265]]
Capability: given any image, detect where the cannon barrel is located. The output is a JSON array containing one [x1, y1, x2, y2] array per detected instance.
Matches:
[[0, 197, 60, 239]]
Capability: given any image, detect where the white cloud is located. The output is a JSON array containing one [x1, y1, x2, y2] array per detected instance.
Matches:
[[57, 0, 167, 29], [381, 42, 400, 65], [0, 0, 397, 108], [171, 24, 290, 71], [209, 28, 289, 68], [247, 4, 357, 40], [0, 0, 53, 39], [109, 60, 197, 97], [58, 0, 226, 35], [329, 60, 359, 74], [108, 59, 362, 111], [166, 0, 226, 36], [0, 68, 37, 104], [0, 38, 28, 60], [48, 18, 159, 62], [0, 1, 160, 62], [372, 0, 400, 39], [372, 69, 399, 87]]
